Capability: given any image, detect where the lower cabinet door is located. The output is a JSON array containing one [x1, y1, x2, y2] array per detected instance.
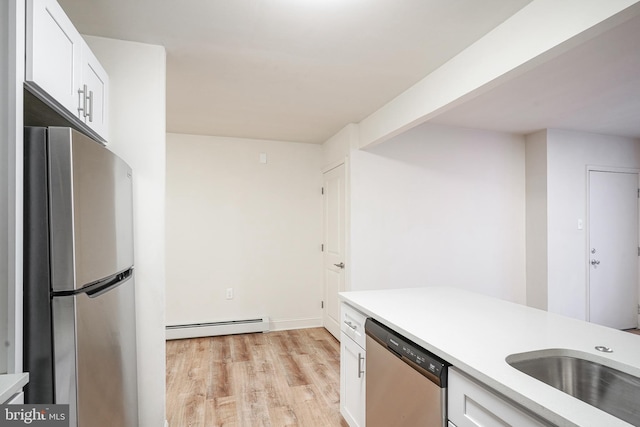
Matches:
[[448, 368, 549, 427], [340, 332, 366, 427]]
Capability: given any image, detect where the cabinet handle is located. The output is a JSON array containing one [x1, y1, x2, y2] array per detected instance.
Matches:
[[343, 320, 357, 331], [77, 84, 88, 118], [357, 353, 365, 378], [87, 90, 94, 123]]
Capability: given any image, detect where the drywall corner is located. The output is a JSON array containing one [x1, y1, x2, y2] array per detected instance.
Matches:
[[525, 130, 549, 310]]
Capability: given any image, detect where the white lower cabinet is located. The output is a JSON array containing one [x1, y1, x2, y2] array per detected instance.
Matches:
[[340, 332, 366, 427], [448, 367, 550, 427], [340, 303, 367, 427]]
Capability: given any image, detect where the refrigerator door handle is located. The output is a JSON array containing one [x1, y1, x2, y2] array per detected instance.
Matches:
[[53, 267, 134, 298]]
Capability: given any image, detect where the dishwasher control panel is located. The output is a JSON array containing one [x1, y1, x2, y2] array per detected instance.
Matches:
[[365, 317, 449, 387]]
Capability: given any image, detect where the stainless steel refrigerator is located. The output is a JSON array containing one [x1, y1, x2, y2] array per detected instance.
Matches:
[[23, 127, 138, 427]]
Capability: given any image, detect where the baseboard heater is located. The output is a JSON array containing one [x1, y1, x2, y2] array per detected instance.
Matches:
[[165, 317, 270, 340]]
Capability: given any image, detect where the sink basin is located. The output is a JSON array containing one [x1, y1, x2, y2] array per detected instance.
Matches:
[[506, 350, 640, 426]]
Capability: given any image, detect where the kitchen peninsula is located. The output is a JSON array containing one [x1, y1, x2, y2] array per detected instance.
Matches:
[[340, 287, 640, 427]]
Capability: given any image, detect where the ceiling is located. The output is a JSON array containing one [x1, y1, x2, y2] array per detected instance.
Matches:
[[430, 11, 640, 140], [57, 0, 534, 144]]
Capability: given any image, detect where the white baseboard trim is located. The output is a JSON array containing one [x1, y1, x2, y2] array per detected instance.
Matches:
[[165, 317, 324, 340], [166, 317, 269, 340], [269, 317, 322, 331]]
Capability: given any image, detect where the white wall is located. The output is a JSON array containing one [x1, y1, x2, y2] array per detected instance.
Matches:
[[545, 129, 640, 320], [166, 133, 323, 331], [323, 123, 358, 168], [85, 36, 166, 427], [349, 123, 526, 303]]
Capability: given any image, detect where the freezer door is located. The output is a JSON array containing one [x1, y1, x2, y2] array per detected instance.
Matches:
[[53, 276, 138, 427], [48, 127, 133, 291]]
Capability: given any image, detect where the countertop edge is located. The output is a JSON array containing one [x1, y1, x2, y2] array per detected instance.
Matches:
[[0, 373, 29, 404], [339, 289, 636, 427]]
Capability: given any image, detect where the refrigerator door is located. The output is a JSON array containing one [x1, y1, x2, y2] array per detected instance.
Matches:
[[53, 275, 138, 427], [48, 127, 133, 291], [23, 127, 55, 403]]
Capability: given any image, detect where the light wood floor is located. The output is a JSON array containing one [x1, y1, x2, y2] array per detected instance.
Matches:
[[166, 328, 349, 427]]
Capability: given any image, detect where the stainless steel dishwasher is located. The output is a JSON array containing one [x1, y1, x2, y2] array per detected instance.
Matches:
[[365, 318, 449, 427]]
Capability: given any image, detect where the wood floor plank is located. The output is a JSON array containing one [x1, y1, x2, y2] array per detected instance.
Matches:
[[166, 327, 347, 426], [205, 396, 237, 427], [304, 352, 341, 408], [267, 404, 299, 426], [230, 334, 252, 362], [211, 335, 232, 361], [167, 337, 211, 427], [209, 360, 232, 399], [279, 354, 311, 387], [288, 384, 340, 426]]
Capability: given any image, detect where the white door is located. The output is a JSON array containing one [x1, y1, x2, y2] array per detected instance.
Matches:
[[323, 164, 345, 340], [588, 170, 639, 329]]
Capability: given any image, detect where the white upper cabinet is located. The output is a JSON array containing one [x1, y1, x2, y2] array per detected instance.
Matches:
[[26, 0, 109, 142], [80, 42, 108, 139], [26, 0, 82, 114]]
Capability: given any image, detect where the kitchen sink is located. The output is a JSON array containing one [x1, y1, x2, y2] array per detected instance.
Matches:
[[506, 349, 640, 426]]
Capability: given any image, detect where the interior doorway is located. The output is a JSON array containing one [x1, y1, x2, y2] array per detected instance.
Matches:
[[322, 163, 345, 340], [587, 168, 639, 329]]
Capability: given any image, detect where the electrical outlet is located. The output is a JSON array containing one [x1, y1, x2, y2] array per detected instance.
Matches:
[[226, 288, 233, 300]]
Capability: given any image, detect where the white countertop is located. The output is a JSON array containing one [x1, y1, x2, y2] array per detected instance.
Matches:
[[0, 373, 29, 403], [340, 287, 640, 427]]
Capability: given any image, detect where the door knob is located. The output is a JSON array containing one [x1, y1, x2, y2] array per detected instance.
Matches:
[[591, 259, 600, 266], [334, 262, 345, 269]]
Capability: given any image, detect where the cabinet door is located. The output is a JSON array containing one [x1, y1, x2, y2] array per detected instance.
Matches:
[[81, 42, 109, 140], [341, 302, 367, 348], [340, 333, 366, 427], [448, 368, 550, 427], [26, 0, 83, 114]]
